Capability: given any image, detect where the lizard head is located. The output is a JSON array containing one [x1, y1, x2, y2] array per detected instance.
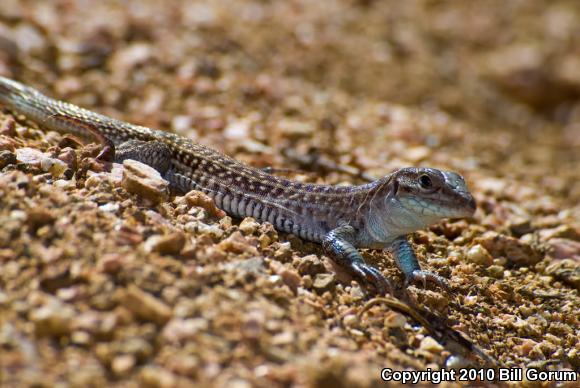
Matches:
[[362, 167, 476, 245], [390, 167, 476, 222]]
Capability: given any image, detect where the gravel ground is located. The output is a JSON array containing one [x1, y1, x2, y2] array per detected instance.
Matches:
[[0, 1, 579, 387]]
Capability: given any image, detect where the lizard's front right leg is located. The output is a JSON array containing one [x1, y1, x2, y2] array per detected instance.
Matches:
[[323, 224, 392, 295]]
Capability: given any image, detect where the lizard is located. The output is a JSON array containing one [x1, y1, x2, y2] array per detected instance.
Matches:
[[0, 76, 476, 295]]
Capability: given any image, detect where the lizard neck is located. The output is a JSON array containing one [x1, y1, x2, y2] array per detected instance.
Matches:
[[355, 176, 438, 248]]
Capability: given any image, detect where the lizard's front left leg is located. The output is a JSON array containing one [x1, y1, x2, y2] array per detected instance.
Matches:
[[323, 224, 392, 295], [391, 236, 450, 291]]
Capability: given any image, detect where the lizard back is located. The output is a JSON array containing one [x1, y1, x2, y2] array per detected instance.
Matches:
[[0, 77, 385, 243]]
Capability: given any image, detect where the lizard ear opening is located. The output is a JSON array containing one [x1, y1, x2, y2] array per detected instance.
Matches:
[[392, 180, 399, 196]]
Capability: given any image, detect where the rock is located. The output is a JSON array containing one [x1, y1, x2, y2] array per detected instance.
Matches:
[[26, 208, 55, 230], [227, 257, 265, 275], [122, 159, 169, 204], [343, 314, 358, 328], [278, 119, 314, 139], [406, 146, 431, 162], [0, 118, 16, 136], [31, 299, 75, 337], [419, 336, 444, 353], [0, 135, 17, 152], [547, 238, 580, 261], [181, 190, 225, 218], [109, 163, 125, 186], [57, 147, 78, 171], [513, 338, 538, 357], [111, 354, 136, 376], [539, 226, 580, 242], [110, 43, 153, 73], [99, 253, 126, 274], [296, 254, 326, 276], [139, 366, 177, 388], [223, 118, 250, 140], [123, 337, 154, 362], [476, 177, 507, 195], [70, 330, 92, 346], [15, 147, 47, 166], [122, 285, 172, 325], [383, 311, 407, 329], [466, 244, 493, 266], [144, 232, 186, 255], [273, 242, 292, 262], [239, 217, 259, 235], [218, 231, 258, 255], [0, 150, 16, 169], [508, 217, 534, 236], [99, 202, 120, 213], [269, 260, 301, 292], [162, 318, 209, 344], [313, 273, 335, 293], [279, 267, 301, 293], [487, 265, 504, 279], [545, 259, 579, 290], [40, 156, 71, 179], [193, 222, 225, 240], [474, 231, 543, 266]]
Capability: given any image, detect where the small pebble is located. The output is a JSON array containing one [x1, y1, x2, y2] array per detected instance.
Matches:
[[296, 254, 325, 276], [383, 311, 407, 329], [122, 285, 173, 325], [547, 238, 580, 260], [0, 118, 16, 136], [31, 300, 75, 337], [487, 265, 505, 279], [474, 231, 543, 266], [239, 217, 259, 234], [111, 354, 136, 376], [16, 147, 47, 166], [40, 157, 70, 178], [144, 232, 186, 255], [139, 366, 177, 388], [466, 244, 493, 266], [181, 190, 225, 218], [122, 159, 169, 204], [313, 273, 335, 293], [419, 336, 444, 353], [0, 150, 16, 169]]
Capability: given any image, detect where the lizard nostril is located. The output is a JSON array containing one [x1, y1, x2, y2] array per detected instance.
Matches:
[[467, 195, 476, 212]]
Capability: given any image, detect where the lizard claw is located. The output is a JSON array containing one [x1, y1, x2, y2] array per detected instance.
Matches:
[[352, 262, 394, 295], [406, 270, 451, 292]]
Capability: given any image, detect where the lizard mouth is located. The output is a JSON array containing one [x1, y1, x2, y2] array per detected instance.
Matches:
[[451, 192, 477, 218]]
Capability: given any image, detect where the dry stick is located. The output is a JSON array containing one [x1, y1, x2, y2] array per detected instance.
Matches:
[[358, 295, 501, 369], [282, 148, 376, 183]]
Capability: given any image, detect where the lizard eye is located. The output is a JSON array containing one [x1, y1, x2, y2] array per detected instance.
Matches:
[[419, 174, 433, 189]]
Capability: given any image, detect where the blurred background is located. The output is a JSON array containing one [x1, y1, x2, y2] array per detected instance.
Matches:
[[0, 1, 578, 205]]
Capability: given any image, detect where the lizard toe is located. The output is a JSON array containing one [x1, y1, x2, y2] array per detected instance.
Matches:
[[408, 270, 451, 292], [353, 262, 393, 295]]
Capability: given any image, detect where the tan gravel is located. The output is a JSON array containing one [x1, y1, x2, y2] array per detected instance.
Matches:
[[0, 1, 579, 387]]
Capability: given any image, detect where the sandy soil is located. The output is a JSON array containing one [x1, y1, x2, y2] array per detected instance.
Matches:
[[0, 1, 578, 386]]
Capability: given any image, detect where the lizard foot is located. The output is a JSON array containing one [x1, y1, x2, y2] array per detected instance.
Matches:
[[350, 262, 393, 296], [406, 270, 451, 292]]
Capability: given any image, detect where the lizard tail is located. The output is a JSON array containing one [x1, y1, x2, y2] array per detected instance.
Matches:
[[0, 76, 147, 144]]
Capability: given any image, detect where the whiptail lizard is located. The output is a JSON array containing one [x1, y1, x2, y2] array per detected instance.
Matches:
[[0, 76, 476, 294]]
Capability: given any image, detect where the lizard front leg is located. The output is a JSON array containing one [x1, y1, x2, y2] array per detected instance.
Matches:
[[391, 236, 450, 291], [323, 224, 392, 295]]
